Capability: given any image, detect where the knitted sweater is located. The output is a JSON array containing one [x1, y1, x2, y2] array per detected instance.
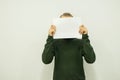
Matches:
[[42, 34, 96, 80]]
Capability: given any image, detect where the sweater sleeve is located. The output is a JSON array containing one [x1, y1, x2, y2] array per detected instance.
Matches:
[[81, 34, 96, 63], [42, 35, 55, 64]]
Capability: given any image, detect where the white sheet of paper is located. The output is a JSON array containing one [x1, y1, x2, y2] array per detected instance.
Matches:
[[52, 17, 83, 39]]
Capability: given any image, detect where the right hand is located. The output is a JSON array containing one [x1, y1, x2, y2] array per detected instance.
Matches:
[[79, 25, 88, 34], [48, 25, 56, 36]]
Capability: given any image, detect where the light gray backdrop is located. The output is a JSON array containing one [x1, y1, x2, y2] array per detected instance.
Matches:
[[0, 0, 120, 80]]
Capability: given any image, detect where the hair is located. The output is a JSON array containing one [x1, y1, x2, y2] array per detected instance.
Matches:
[[60, 12, 73, 18]]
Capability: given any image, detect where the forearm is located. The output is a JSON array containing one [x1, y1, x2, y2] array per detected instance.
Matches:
[[82, 34, 96, 63], [42, 35, 55, 64]]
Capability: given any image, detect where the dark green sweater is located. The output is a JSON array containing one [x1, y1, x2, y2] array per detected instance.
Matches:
[[42, 34, 96, 80]]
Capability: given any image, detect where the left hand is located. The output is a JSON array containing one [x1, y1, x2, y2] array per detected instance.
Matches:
[[79, 25, 88, 34]]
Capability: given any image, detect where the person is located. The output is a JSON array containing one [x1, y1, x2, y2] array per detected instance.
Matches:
[[42, 13, 96, 80]]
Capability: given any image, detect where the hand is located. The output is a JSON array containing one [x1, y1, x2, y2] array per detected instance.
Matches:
[[48, 25, 56, 36], [79, 25, 88, 34]]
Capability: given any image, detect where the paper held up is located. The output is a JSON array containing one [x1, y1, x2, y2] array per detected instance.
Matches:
[[52, 17, 83, 39]]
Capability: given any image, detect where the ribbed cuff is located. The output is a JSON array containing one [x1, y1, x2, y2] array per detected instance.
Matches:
[[47, 35, 53, 43], [82, 34, 89, 39], [48, 35, 53, 39]]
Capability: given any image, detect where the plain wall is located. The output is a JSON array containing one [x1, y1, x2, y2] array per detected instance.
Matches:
[[0, 0, 120, 80]]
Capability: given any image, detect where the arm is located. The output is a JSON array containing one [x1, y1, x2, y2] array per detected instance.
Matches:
[[42, 35, 55, 64], [81, 34, 96, 63]]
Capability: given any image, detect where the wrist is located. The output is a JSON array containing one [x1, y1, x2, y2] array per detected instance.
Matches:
[[48, 35, 53, 38], [48, 34, 53, 36], [82, 34, 88, 39]]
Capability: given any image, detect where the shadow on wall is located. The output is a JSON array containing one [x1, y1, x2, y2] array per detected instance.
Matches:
[[84, 62, 97, 80]]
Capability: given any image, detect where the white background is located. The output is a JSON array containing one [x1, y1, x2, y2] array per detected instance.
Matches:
[[0, 0, 120, 80]]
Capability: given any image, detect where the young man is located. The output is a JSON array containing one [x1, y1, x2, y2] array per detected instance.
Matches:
[[42, 13, 96, 80]]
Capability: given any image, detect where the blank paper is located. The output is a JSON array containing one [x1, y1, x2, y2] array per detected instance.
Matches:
[[52, 17, 83, 39]]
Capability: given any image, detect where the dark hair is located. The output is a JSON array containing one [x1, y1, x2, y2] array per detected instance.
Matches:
[[60, 12, 73, 18]]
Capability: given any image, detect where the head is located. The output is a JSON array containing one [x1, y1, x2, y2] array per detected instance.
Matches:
[[60, 12, 73, 18]]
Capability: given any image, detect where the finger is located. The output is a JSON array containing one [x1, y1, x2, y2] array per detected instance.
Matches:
[[81, 29, 87, 34], [83, 31, 86, 34], [80, 24, 84, 28], [52, 31, 55, 36], [54, 26, 56, 31], [51, 25, 55, 29], [51, 26, 54, 29], [51, 25, 56, 30], [79, 30, 83, 34]]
